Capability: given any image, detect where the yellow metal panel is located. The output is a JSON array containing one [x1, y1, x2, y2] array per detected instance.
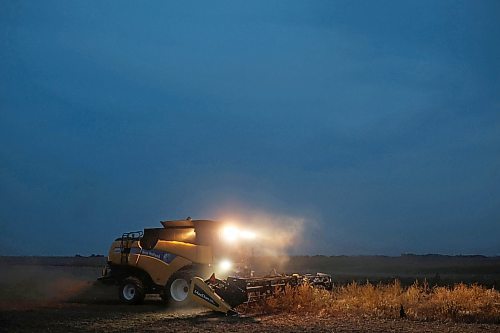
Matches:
[[196, 245, 213, 264], [136, 255, 192, 286], [153, 240, 213, 264], [106, 239, 213, 286], [188, 277, 233, 314]]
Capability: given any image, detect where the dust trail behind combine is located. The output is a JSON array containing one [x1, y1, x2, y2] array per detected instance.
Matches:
[[0, 258, 210, 317], [0, 263, 102, 310]]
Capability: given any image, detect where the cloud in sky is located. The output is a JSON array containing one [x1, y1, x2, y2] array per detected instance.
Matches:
[[0, 1, 499, 255]]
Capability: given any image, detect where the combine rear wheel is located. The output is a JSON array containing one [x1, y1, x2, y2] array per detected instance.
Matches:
[[163, 272, 192, 306], [119, 276, 145, 304]]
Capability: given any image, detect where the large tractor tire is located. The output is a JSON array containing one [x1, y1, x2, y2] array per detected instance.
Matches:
[[119, 276, 145, 305], [162, 272, 193, 306]]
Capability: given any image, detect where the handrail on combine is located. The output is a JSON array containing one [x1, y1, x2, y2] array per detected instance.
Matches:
[[119, 231, 143, 264]]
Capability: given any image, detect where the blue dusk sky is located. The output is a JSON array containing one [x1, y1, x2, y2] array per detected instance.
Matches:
[[1, 1, 499, 255]]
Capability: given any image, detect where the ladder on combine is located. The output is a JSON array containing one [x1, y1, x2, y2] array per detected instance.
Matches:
[[119, 231, 143, 264]]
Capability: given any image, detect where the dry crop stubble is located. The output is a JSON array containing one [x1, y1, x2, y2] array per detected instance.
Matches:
[[252, 280, 500, 323]]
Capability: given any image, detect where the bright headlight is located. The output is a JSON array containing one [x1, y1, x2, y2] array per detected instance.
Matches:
[[221, 225, 257, 243], [219, 259, 232, 272], [221, 226, 239, 243]]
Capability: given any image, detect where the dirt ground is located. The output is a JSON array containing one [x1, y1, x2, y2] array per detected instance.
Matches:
[[0, 263, 499, 332], [2, 301, 500, 333]]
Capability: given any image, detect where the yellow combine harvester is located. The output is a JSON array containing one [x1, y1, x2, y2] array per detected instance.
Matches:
[[99, 218, 332, 315]]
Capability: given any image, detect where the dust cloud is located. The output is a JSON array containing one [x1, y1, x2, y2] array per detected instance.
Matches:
[[214, 209, 314, 274], [245, 213, 306, 255], [0, 264, 102, 310]]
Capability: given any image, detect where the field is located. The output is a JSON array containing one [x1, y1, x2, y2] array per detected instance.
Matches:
[[0, 255, 499, 333], [252, 254, 500, 287]]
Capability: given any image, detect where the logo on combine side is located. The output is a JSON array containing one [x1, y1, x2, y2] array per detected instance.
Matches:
[[130, 248, 177, 264], [193, 285, 219, 308]]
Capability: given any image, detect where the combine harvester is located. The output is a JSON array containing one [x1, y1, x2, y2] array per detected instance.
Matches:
[[99, 218, 332, 315]]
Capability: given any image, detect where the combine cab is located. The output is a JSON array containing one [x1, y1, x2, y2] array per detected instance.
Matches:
[[99, 218, 332, 314]]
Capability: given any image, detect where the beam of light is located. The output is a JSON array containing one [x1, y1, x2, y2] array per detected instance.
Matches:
[[239, 230, 256, 240], [218, 259, 232, 272], [221, 226, 239, 243], [221, 224, 258, 243]]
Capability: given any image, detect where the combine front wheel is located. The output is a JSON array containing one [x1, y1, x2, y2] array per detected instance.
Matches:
[[163, 272, 192, 305]]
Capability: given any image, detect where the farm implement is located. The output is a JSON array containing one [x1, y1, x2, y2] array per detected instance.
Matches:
[[98, 218, 332, 315]]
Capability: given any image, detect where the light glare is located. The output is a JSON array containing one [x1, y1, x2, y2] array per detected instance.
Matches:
[[240, 230, 256, 240], [221, 226, 239, 243], [219, 259, 232, 271]]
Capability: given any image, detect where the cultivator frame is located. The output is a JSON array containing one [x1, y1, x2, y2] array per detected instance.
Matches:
[[188, 272, 333, 314]]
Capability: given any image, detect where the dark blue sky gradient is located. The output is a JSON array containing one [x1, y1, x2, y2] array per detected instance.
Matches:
[[1, 1, 499, 255]]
